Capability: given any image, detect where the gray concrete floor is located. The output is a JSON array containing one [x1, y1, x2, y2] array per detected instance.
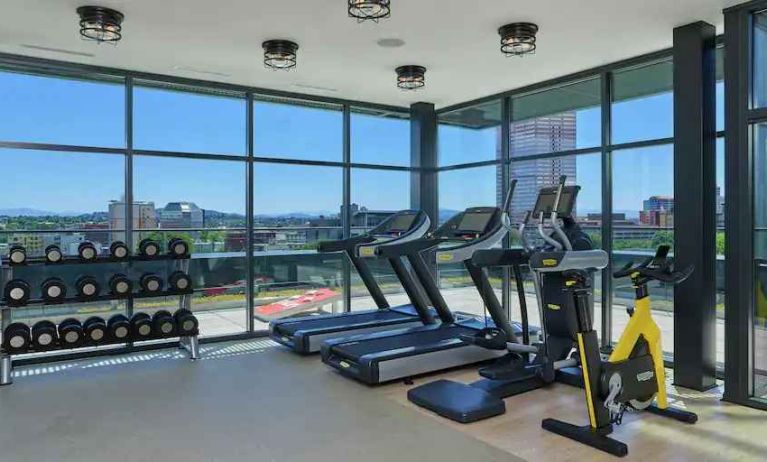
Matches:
[[0, 339, 519, 462]]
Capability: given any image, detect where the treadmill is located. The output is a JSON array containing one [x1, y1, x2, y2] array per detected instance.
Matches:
[[320, 182, 520, 384], [269, 209, 435, 354]]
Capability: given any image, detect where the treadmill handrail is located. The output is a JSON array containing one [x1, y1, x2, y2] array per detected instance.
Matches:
[[357, 214, 431, 258], [375, 236, 442, 258], [317, 234, 375, 253], [471, 248, 529, 268], [434, 221, 507, 263]]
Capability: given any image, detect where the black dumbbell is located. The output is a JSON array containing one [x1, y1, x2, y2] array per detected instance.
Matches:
[[109, 274, 133, 297], [168, 271, 192, 292], [109, 240, 130, 260], [168, 238, 190, 258], [58, 318, 84, 349], [78, 241, 98, 262], [107, 314, 131, 342], [138, 238, 161, 258], [174, 309, 199, 336], [45, 244, 63, 264], [3, 279, 31, 306], [41, 277, 67, 303], [75, 276, 100, 299], [31, 320, 58, 351], [152, 310, 176, 337], [130, 313, 153, 340], [2, 322, 31, 354], [83, 316, 108, 345], [8, 244, 26, 265], [139, 273, 163, 294]]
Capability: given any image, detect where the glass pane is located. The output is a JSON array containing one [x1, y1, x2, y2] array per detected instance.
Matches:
[[134, 84, 246, 155], [611, 145, 674, 353], [509, 154, 603, 331], [716, 46, 725, 132], [133, 156, 247, 336], [252, 163, 344, 329], [0, 71, 124, 147], [612, 61, 673, 144], [716, 137, 725, 366], [0, 149, 124, 232], [254, 100, 342, 162], [438, 100, 502, 166], [511, 78, 601, 157], [753, 123, 767, 398], [350, 168, 412, 310], [438, 165, 500, 314], [753, 11, 767, 108], [133, 156, 246, 230], [351, 109, 410, 166]]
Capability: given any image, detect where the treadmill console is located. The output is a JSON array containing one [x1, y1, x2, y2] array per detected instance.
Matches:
[[436, 207, 500, 240], [533, 185, 580, 217], [371, 210, 420, 237]]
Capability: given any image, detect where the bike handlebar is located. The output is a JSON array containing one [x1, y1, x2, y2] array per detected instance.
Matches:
[[613, 249, 694, 285]]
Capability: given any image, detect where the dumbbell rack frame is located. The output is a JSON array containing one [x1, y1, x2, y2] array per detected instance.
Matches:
[[0, 253, 199, 386]]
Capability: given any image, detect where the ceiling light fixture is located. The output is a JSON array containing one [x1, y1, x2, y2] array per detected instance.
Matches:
[[262, 40, 299, 70], [348, 0, 391, 22], [396, 66, 426, 90], [76, 6, 124, 43], [498, 22, 539, 57]]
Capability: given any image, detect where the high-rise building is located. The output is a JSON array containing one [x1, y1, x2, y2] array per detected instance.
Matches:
[[716, 186, 725, 228], [109, 201, 158, 239], [497, 113, 578, 220], [639, 195, 674, 226], [159, 202, 203, 229]]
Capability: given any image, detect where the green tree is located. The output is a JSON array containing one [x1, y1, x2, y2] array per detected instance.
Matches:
[[716, 231, 725, 256], [651, 231, 674, 250]]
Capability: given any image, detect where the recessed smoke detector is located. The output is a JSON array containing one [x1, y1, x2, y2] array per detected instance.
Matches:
[[377, 38, 405, 48]]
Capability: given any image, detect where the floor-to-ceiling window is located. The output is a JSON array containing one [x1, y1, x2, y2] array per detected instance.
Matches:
[[349, 108, 411, 311], [508, 78, 603, 331], [133, 82, 248, 337], [0, 58, 412, 359], [251, 98, 345, 328], [437, 100, 503, 316], [610, 60, 675, 354], [0, 69, 128, 356]]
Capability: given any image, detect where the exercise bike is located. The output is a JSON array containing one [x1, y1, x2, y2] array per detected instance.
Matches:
[[542, 245, 698, 457]]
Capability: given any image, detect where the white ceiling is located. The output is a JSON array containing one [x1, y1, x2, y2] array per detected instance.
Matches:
[[0, 0, 743, 109]]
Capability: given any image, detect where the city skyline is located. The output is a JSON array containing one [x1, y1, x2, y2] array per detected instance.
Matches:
[[0, 72, 725, 219]]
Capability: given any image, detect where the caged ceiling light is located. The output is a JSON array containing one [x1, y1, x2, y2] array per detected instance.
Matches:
[[262, 40, 299, 70], [348, 0, 391, 22], [498, 22, 539, 57], [76, 6, 124, 43], [395, 66, 426, 90]]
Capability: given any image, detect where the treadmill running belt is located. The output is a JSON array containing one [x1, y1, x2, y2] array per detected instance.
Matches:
[[276, 309, 411, 336], [331, 325, 472, 362]]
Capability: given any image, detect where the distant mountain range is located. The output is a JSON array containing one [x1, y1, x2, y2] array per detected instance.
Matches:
[[0, 208, 87, 217]]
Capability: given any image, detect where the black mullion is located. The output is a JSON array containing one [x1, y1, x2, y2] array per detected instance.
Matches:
[[601, 71, 614, 349]]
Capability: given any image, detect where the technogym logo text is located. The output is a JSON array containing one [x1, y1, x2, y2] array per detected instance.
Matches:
[[636, 371, 654, 382]]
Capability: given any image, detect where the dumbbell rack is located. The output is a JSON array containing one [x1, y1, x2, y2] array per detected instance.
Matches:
[[0, 253, 199, 386]]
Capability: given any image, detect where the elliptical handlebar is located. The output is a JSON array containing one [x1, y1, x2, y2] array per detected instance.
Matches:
[[613, 245, 694, 284], [550, 176, 573, 252]]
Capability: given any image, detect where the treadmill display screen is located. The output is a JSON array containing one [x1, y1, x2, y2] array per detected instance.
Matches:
[[533, 187, 577, 216], [385, 214, 417, 233], [456, 212, 493, 234]]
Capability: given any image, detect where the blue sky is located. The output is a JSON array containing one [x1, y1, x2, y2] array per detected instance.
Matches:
[[0, 72, 725, 217]]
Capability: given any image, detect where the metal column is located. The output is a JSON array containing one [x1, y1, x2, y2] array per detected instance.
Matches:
[[672, 21, 718, 391]]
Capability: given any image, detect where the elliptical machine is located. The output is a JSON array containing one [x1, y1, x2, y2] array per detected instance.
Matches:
[[407, 176, 608, 423], [542, 245, 697, 457]]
